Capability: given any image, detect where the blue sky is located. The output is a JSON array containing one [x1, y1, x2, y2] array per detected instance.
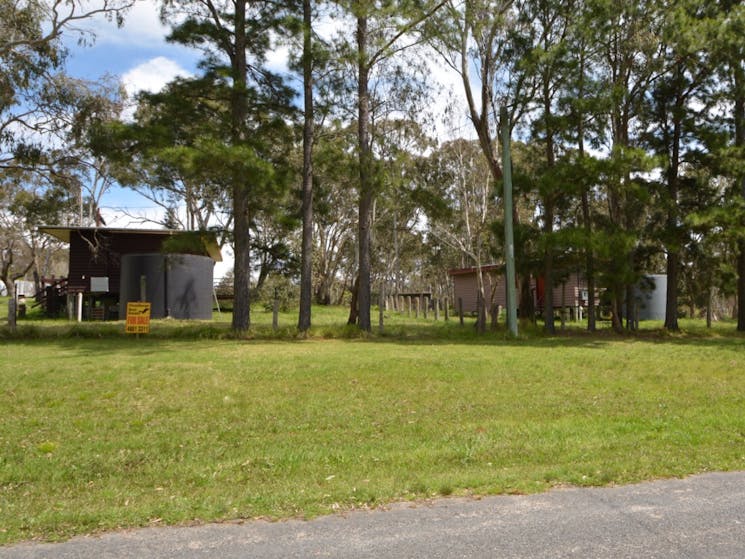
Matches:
[[60, 2, 201, 225]]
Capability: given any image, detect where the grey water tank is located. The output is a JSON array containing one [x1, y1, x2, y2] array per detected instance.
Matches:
[[633, 274, 667, 321], [120, 253, 214, 319]]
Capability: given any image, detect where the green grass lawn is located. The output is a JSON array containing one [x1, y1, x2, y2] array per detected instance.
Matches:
[[2, 301, 745, 544]]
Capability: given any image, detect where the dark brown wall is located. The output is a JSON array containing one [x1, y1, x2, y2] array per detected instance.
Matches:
[[67, 231, 167, 293]]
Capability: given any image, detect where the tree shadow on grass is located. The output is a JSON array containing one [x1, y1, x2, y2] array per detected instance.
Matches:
[[3, 314, 744, 354]]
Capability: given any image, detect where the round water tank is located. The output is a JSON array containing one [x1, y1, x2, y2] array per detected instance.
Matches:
[[634, 274, 667, 321], [120, 253, 214, 319]]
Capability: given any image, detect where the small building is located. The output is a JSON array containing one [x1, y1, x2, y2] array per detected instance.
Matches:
[[38, 226, 222, 320], [448, 265, 594, 317], [448, 265, 503, 313]]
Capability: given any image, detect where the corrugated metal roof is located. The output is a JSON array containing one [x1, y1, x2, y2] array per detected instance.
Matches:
[[447, 264, 502, 276], [39, 226, 223, 262]]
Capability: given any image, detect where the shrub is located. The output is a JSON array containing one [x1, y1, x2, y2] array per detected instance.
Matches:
[[254, 274, 299, 313]]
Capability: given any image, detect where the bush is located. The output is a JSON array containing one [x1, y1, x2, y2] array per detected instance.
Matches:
[[254, 275, 299, 313]]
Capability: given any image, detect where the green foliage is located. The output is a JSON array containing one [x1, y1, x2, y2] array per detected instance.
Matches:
[[161, 231, 214, 256], [254, 274, 300, 313]]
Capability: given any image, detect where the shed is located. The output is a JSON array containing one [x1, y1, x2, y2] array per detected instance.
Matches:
[[448, 265, 594, 316], [38, 226, 222, 320]]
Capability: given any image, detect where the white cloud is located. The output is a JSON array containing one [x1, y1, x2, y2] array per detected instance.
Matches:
[[112, 1, 170, 44], [213, 247, 234, 281], [266, 45, 291, 75], [121, 56, 191, 97], [99, 205, 164, 229], [72, 1, 169, 47]]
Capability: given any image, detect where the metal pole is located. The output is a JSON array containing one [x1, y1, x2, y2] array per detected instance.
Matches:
[[501, 106, 518, 337]]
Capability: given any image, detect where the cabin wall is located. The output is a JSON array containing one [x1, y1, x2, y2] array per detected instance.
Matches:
[[452, 268, 504, 313], [451, 268, 591, 314], [67, 231, 166, 293]]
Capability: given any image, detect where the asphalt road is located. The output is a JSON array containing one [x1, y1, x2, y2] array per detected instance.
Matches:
[[3, 471, 745, 558]]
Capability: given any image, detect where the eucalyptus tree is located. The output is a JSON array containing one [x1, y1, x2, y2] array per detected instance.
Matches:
[[0, 0, 130, 57], [1, 0, 131, 180], [371, 118, 433, 299], [425, 0, 519, 186], [328, 0, 447, 330], [0, 176, 39, 303], [309, 123, 358, 306], [423, 138, 496, 331], [158, 0, 296, 332], [0, 170, 76, 320], [426, 0, 574, 331], [58, 75, 126, 226], [1, 0, 131, 326]]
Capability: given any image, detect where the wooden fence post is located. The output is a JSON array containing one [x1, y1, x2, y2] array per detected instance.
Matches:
[[272, 288, 279, 330], [476, 291, 485, 334], [8, 298, 16, 331], [379, 287, 385, 332]]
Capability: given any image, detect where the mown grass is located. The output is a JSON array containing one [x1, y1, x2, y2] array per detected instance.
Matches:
[[1, 300, 745, 544], [0, 293, 734, 341]]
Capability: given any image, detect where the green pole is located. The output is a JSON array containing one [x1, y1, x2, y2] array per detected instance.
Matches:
[[501, 106, 518, 337]]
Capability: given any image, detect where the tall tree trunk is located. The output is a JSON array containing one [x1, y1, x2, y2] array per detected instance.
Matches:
[[581, 186, 596, 331], [519, 275, 534, 321], [5, 279, 16, 330], [665, 250, 680, 330], [542, 81, 555, 334], [298, 0, 314, 332], [739, 244, 745, 331], [576, 48, 596, 331], [347, 274, 360, 325], [543, 205, 555, 333], [356, 13, 372, 331], [735, 63, 745, 331], [664, 87, 683, 332], [475, 265, 486, 333], [231, 0, 251, 331], [625, 283, 635, 330]]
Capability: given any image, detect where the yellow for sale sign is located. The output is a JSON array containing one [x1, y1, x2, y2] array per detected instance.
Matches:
[[126, 302, 151, 334]]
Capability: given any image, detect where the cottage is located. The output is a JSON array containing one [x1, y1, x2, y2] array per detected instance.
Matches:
[[448, 265, 594, 318], [38, 227, 222, 320]]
